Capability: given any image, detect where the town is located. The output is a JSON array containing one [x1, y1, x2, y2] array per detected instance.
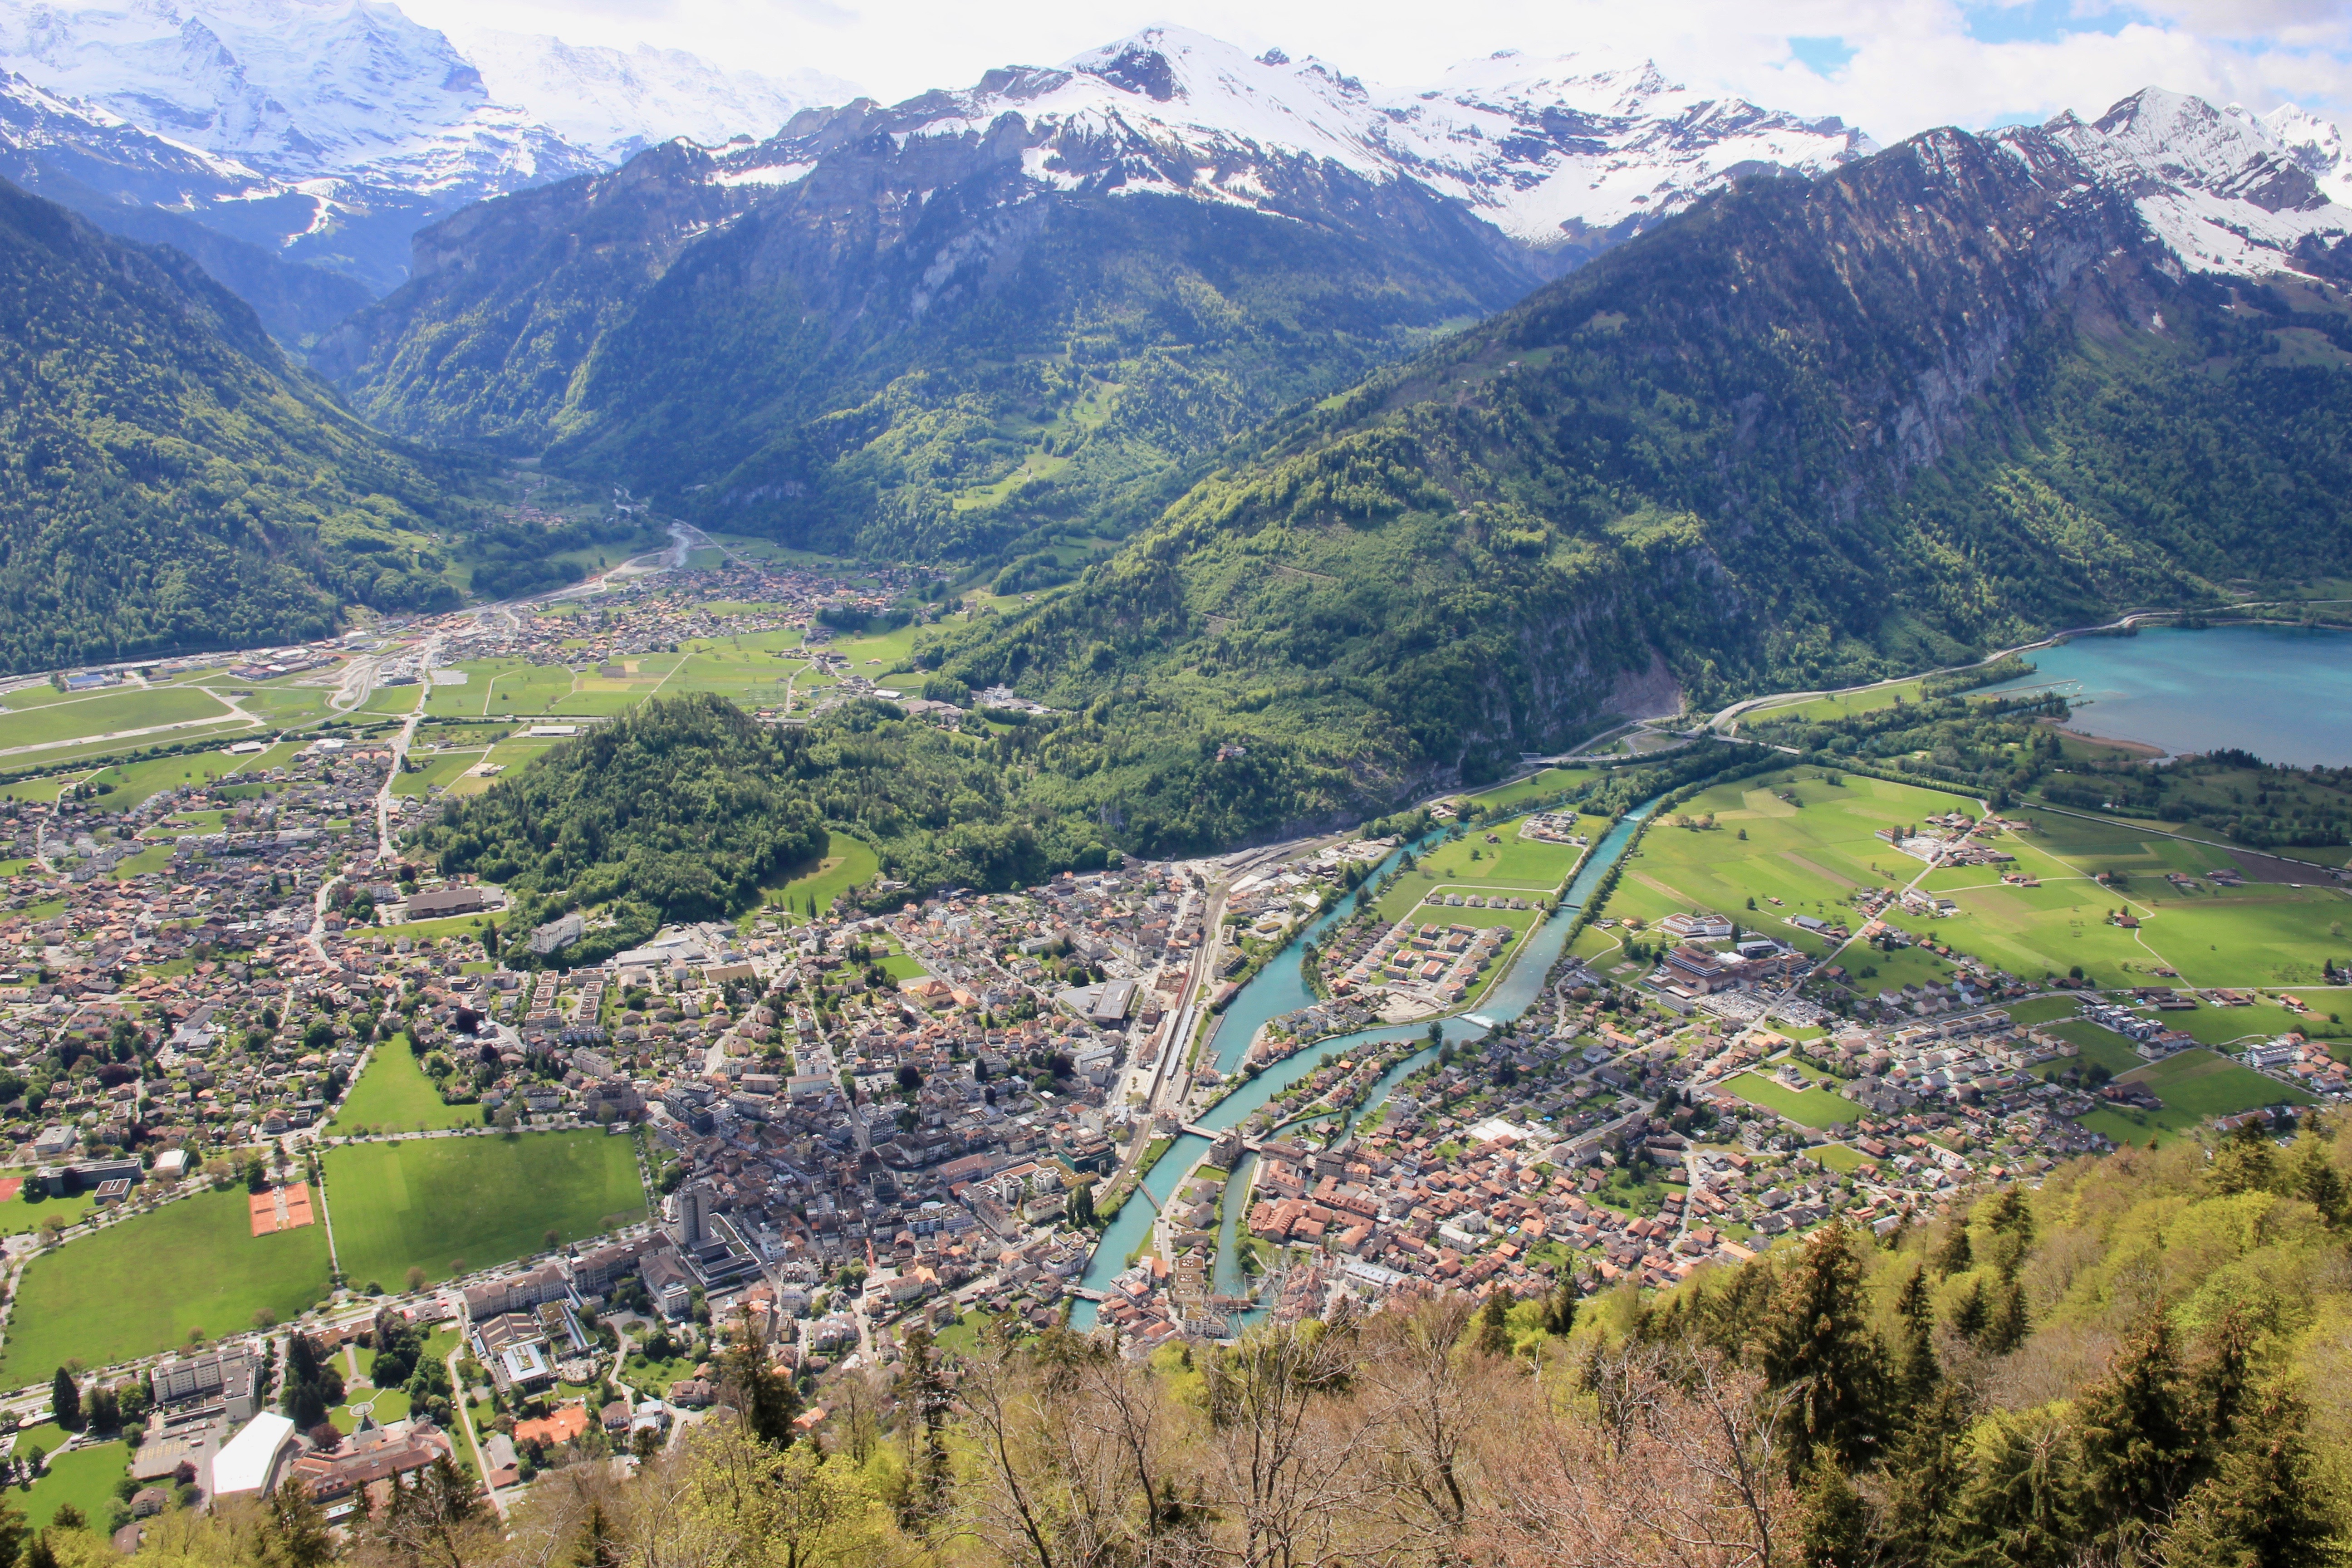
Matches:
[[0, 550, 2340, 1540]]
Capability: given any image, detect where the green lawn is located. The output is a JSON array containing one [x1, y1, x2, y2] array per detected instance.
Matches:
[[759, 835, 881, 921], [1806, 1144, 1867, 1173], [1373, 825, 1597, 920], [1723, 1072, 1859, 1130], [20, 1439, 127, 1529], [0, 688, 232, 752], [331, 1041, 481, 1133], [2117, 1048, 2313, 1116], [1, 1187, 332, 1380], [2032, 1022, 2149, 1079], [322, 1132, 646, 1288], [0, 1184, 101, 1239]]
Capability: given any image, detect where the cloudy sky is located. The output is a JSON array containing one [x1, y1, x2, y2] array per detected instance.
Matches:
[[397, 0, 2352, 143]]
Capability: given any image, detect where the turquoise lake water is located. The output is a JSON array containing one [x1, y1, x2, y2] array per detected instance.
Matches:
[[1982, 624, 2352, 767]]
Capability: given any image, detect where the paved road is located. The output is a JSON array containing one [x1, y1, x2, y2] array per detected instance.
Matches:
[[369, 633, 441, 866]]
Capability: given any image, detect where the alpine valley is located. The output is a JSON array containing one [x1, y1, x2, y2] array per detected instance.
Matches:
[[7, 14, 2352, 1568]]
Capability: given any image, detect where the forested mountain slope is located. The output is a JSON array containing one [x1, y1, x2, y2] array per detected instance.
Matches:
[[925, 122, 2352, 804], [314, 113, 1542, 568], [0, 178, 477, 669]]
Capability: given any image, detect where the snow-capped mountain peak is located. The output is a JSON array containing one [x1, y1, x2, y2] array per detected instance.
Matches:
[[2003, 88, 2352, 280], [747, 27, 1875, 265]]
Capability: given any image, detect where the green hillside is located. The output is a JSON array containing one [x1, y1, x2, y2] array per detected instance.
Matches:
[[0, 177, 480, 671], [919, 127, 2352, 806]]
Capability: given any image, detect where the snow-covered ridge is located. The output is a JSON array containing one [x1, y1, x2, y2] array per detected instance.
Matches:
[[793, 28, 1875, 258], [1999, 87, 2352, 280], [0, 0, 848, 199]]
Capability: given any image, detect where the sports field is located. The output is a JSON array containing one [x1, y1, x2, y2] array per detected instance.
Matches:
[[333, 1040, 481, 1133], [0, 1186, 331, 1380], [322, 1131, 645, 1289]]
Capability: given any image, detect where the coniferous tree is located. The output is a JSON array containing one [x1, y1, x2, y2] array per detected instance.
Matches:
[[1798, 1455, 1866, 1568], [894, 1327, 951, 1524], [2207, 1119, 2281, 1197], [2077, 1313, 2195, 1540], [1945, 1409, 2087, 1568], [1950, 1276, 1990, 1343], [257, 1476, 333, 1568], [2163, 1386, 2337, 1568], [1872, 1381, 1977, 1568], [2288, 1136, 2347, 1227], [47, 1371, 77, 1434], [571, 1503, 622, 1568], [1475, 1294, 1510, 1357], [1893, 1264, 1940, 1407], [1700, 1254, 1776, 1358], [1760, 1223, 1887, 1473], [719, 1307, 800, 1447], [2188, 1306, 2258, 1457], [1980, 1279, 2029, 1355], [1932, 1221, 1974, 1278], [0, 1494, 25, 1568], [1539, 1278, 1578, 1338]]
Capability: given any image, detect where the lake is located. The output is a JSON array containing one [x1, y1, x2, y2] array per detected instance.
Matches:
[[1981, 624, 2352, 768]]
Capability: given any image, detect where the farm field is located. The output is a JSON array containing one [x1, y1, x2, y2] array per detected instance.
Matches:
[[221, 685, 336, 727], [0, 1187, 331, 1380], [0, 687, 230, 751], [390, 750, 487, 798], [2116, 1047, 2313, 1116], [1735, 676, 1938, 728], [1592, 765, 2352, 996], [331, 1040, 481, 1133], [1460, 766, 1598, 814], [322, 1132, 645, 1289], [441, 737, 567, 798]]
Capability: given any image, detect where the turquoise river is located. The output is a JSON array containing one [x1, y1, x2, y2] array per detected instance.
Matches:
[[1069, 797, 1662, 1328]]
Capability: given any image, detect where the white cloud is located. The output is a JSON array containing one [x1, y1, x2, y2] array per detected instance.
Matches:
[[387, 0, 2352, 146]]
